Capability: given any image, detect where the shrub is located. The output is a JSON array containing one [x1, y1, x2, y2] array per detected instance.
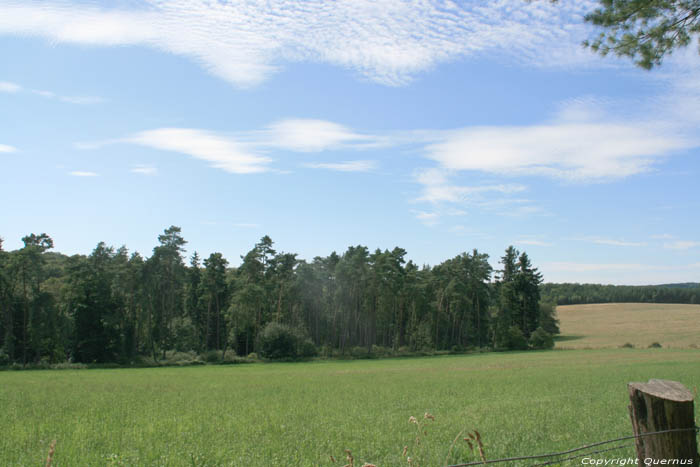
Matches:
[[648, 342, 662, 348], [371, 345, 390, 358], [501, 326, 528, 351], [529, 327, 555, 350], [349, 346, 370, 359], [0, 350, 9, 367], [621, 342, 635, 349], [257, 322, 299, 360], [203, 350, 223, 363], [164, 350, 204, 366], [319, 345, 334, 358], [50, 362, 88, 370], [298, 338, 317, 358]]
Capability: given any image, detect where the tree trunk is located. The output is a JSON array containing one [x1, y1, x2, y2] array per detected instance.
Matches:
[[628, 379, 699, 467]]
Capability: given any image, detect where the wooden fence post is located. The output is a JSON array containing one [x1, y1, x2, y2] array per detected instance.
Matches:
[[629, 379, 699, 467]]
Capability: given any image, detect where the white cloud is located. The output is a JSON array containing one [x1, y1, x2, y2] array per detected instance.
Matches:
[[131, 165, 157, 176], [577, 237, 648, 247], [651, 234, 675, 240], [664, 241, 700, 250], [303, 160, 376, 172], [0, 0, 602, 87], [425, 121, 689, 182], [0, 81, 21, 93], [412, 210, 440, 226], [126, 128, 272, 174], [31, 89, 55, 98], [1, 80, 103, 104], [265, 119, 374, 152], [0, 144, 17, 153], [515, 239, 551, 247], [415, 168, 527, 203], [83, 119, 385, 174], [69, 171, 98, 177]]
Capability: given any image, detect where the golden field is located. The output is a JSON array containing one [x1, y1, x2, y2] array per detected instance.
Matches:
[[556, 302, 700, 349]]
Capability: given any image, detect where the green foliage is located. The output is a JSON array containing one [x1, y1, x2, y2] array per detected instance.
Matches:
[[297, 338, 318, 358], [621, 342, 636, 348], [494, 247, 544, 347], [349, 346, 371, 359], [528, 326, 555, 350], [500, 325, 529, 351], [648, 341, 663, 348], [582, 0, 700, 69], [0, 229, 557, 366], [164, 350, 204, 366], [538, 303, 560, 335], [203, 350, 223, 363], [256, 322, 300, 360], [540, 282, 700, 305]]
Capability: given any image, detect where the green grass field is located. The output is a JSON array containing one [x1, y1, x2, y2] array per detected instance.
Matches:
[[2, 349, 700, 466], [556, 303, 700, 349]]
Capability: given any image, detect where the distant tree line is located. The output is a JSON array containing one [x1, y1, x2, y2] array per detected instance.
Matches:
[[0, 227, 557, 366], [540, 282, 700, 306]]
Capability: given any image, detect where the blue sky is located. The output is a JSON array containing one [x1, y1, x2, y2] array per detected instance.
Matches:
[[1, 0, 699, 285]]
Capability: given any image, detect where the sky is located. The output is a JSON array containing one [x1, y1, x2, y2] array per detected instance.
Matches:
[[1, 0, 699, 285]]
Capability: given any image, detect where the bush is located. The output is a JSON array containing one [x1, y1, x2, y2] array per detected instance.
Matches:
[[298, 338, 317, 358], [0, 350, 9, 367], [203, 350, 223, 363], [371, 345, 390, 358], [648, 342, 662, 348], [257, 322, 299, 360], [529, 327, 555, 350], [165, 350, 204, 366], [621, 342, 635, 349], [347, 346, 370, 359], [500, 326, 528, 351], [50, 362, 88, 370], [319, 345, 334, 358]]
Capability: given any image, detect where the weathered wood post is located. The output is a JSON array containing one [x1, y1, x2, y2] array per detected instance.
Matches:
[[629, 379, 699, 467]]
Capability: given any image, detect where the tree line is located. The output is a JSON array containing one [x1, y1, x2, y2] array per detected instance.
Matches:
[[0, 227, 557, 366], [540, 282, 700, 306]]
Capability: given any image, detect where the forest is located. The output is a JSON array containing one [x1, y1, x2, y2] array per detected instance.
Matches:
[[0, 226, 556, 366], [540, 282, 700, 306]]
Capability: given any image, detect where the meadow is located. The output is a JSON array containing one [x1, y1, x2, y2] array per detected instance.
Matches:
[[2, 349, 700, 466], [556, 303, 700, 349]]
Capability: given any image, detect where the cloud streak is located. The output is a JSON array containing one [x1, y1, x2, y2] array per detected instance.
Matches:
[[303, 160, 377, 172], [0, 144, 17, 153], [126, 128, 272, 174], [664, 240, 700, 250], [0, 0, 601, 87], [131, 165, 157, 176], [0, 79, 103, 104], [425, 121, 689, 182], [0, 81, 21, 93], [415, 168, 527, 203], [263, 119, 376, 152], [576, 237, 648, 247]]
